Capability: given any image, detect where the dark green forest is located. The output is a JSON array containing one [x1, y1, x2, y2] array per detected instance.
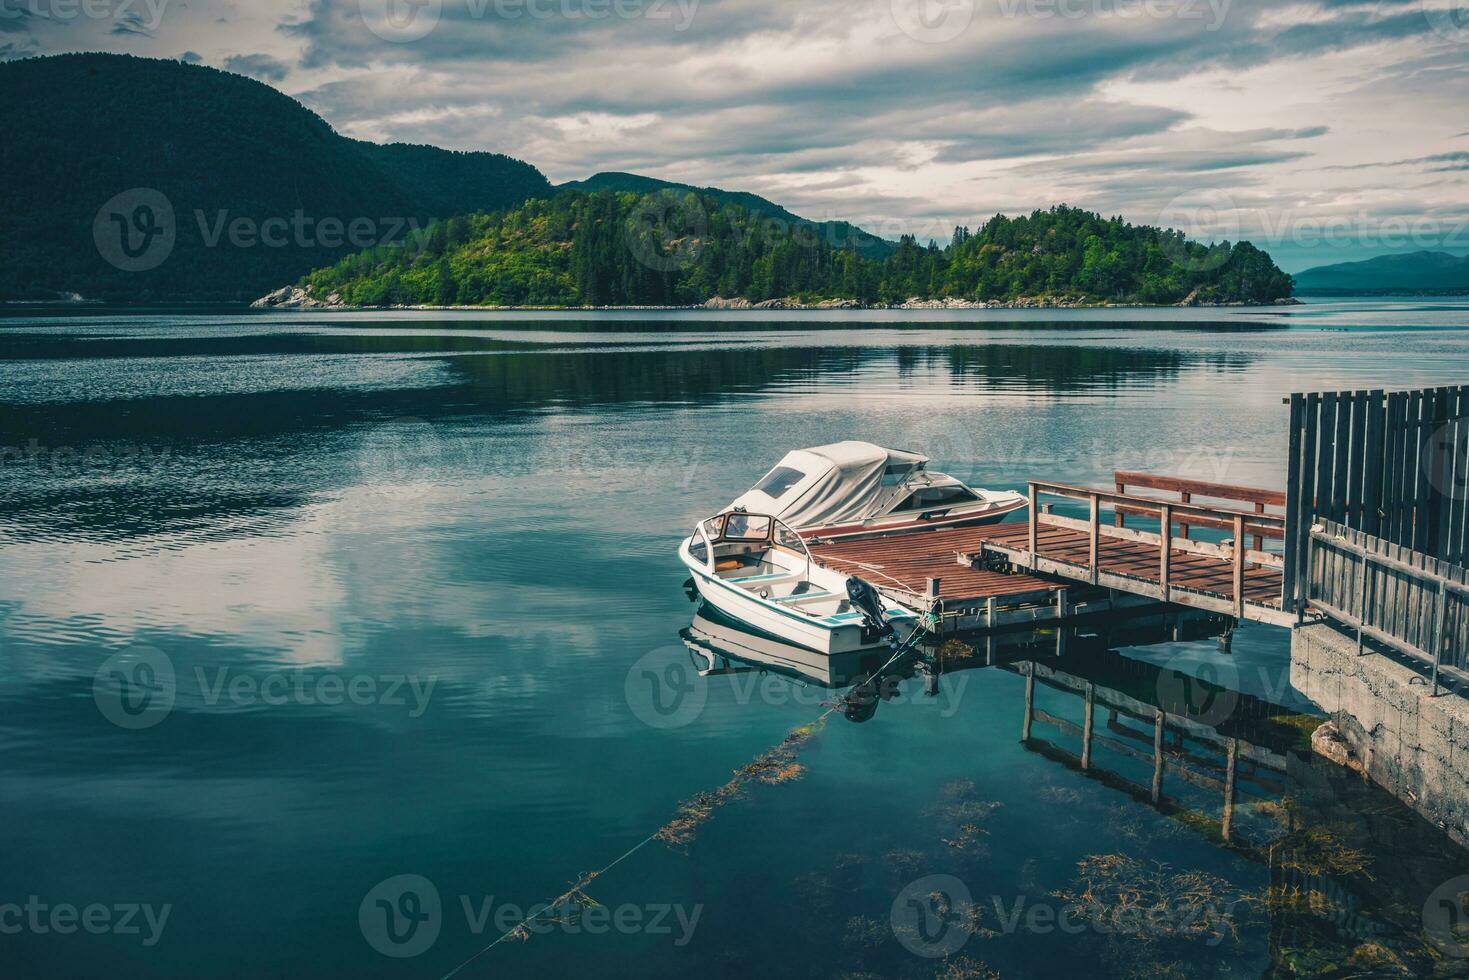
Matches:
[[299, 193, 1295, 308], [0, 53, 550, 303], [559, 171, 898, 260]]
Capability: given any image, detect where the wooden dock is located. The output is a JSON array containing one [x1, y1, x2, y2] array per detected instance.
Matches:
[[808, 524, 1153, 632], [807, 471, 1295, 631]]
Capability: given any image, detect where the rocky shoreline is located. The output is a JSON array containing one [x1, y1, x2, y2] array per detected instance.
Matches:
[[252, 285, 1302, 312]]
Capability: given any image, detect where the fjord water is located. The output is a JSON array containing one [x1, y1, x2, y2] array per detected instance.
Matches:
[[3, 300, 1469, 979]]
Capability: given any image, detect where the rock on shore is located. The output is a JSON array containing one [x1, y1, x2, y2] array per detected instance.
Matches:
[[251, 285, 346, 310]]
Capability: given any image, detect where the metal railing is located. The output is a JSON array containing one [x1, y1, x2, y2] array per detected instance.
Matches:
[[1308, 519, 1469, 695]]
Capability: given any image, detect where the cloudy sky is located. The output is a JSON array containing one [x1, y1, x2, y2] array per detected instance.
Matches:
[[5, 0, 1469, 269]]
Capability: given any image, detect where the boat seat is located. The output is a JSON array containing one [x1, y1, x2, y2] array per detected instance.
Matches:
[[727, 572, 799, 585], [821, 611, 867, 624]]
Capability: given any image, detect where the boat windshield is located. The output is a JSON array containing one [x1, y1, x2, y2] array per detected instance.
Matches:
[[723, 514, 772, 541], [772, 520, 812, 561]]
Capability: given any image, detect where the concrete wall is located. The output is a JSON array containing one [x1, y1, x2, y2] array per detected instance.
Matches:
[[1291, 622, 1469, 850]]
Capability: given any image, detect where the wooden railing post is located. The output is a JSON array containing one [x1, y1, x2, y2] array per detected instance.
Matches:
[[1028, 483, 1038, 558], [1159, 503, 1172, 602], [1089, 493, 1100, 585], [1223, 738, 1238, 842], [1022, 661, 1035, 741], [1115, 478, 1126, 528], [1433, 581, 1447, 697], [1179, 491, 1193, 540], [1151, 709, 1165, 804], [1233, 514, 1247, 618], [1356, 547, 1370, 656], [1082, 682, 1095, 770]]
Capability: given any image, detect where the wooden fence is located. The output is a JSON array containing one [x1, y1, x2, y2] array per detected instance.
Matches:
[[1307, 519, 1469, 694], [1284, 385, 1469, 614]]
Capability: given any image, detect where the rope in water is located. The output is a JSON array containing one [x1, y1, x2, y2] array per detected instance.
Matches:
[[435, 613, 934, 980]]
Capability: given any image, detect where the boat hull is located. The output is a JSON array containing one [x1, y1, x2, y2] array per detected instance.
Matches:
[[679, 542, 917, 655]]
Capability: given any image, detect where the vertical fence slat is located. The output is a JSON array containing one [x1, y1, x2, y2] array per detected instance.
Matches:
[[1318, 391, 1338, 530], [1284, 394, 1305, 612], [1331, 391, 1353, 524], [1454, 388, 1469, 564], [1409, 389, 1429, 551], [1348, 390, 1369, 527], [1385, 392, 1406, 543], [1362, 389, 1385, 536]]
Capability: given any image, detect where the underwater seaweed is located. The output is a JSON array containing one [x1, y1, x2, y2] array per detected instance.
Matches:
[[932, 955, 1000, 979], [656, 718, 827, 847]]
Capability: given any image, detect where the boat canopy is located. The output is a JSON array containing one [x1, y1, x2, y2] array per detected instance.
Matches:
[[728, 442, 929, 529]]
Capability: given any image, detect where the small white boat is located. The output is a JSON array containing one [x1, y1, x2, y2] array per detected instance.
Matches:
[[727, 442, 1026, 541], [678, 511, 921, 654]]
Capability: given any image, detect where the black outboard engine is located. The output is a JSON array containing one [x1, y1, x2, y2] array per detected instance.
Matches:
[[846, 576, 898, 648]]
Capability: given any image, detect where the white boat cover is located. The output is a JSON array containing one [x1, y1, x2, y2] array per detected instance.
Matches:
[[728, 442, 929, 529]]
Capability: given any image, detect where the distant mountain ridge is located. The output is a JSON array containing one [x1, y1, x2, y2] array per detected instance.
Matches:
[[3, 52, 1286, 308], [558, 172, 898, 260], [0, 53, 552, 302], [1293, 250, 1469, 292]]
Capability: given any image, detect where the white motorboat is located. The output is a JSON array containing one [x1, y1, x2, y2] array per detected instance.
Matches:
[[678, 511, 921, 654], [727, 442, 1026, 542]]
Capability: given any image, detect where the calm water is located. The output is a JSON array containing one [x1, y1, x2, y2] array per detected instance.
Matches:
[[3, 299, 1469, 978]]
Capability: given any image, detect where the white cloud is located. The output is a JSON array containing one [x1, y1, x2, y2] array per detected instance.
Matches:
[[5, 0, 1467, 266]]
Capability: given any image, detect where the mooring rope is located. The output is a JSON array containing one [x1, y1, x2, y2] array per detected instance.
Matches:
[[812, 553, 917, 594], [435, 615, 934, 980]]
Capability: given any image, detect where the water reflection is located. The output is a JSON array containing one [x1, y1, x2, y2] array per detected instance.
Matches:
[[678, 606, 1469, 975]]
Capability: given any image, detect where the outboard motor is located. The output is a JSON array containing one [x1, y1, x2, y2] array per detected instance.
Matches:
[[846, 576, 897, 648]]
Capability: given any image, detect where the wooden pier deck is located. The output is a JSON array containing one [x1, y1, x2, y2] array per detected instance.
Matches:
[[809, 523, 1223, 633], [979, 522, 1290, 626], [807, 472, 1296, 630]]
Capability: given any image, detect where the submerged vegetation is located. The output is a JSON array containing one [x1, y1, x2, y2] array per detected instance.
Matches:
[[294, 193, 1295, 308], [656, 717, 825, 848]]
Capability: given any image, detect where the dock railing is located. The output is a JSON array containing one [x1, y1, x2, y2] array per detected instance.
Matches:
[[1114, 471, 1287, 551], [1025, 480, 1287, 618], [1308, 519, 1469, 695]]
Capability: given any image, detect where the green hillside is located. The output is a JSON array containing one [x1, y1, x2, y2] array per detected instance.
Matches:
[[0, 53, 550, 303], [559, 172, 898, 260], [293, 195, 1295, 308]]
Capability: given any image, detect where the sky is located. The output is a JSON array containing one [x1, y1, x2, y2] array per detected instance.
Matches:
[[4, 0, 1469, 270]]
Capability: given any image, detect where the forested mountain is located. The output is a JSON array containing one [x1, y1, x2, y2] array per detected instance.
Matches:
[[1293, 251, 1469, 292], [294, 194, 1294, 308], [0, 53, 550, 302], [559, 172, 898, 260], [2, 53, 1291, 308]]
